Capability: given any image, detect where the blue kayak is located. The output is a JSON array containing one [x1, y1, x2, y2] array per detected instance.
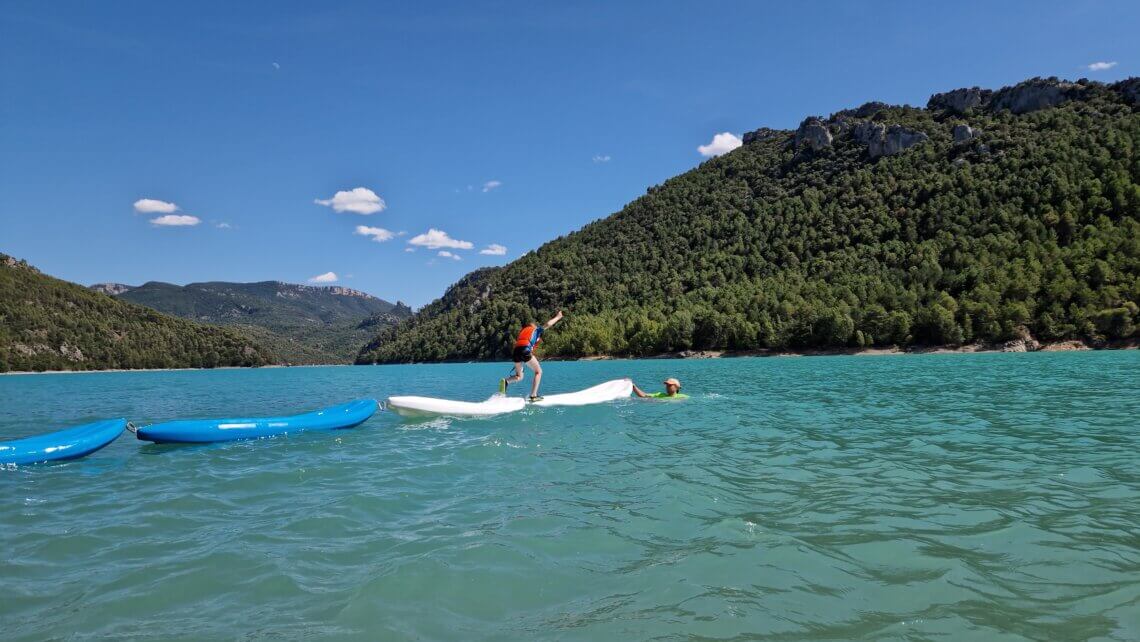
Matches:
[[135, 399, 378, 444], [0, 419, 128, 466]]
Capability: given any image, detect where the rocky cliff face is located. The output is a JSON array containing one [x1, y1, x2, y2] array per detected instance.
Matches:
[[271, 282, 378, 300], [831, 101, 893, 120], [794, 118, 833, 151], [91, 282, 133, 296], [988, 77, 1085, 114], [952, 124, 979, 144], [853, 122, 929, 159], [927, 87, 992, 113], [735, 76, 1134, 167], [742, 127, 783, 145], [926, 77, 1118, 115], [325, 286, 377, 299], [791, 110, 929, 160], [2, 254, 38, 273]]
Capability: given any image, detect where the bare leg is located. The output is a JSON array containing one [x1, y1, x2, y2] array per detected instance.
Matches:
[[505, 362, 524, 384], [526, 357, 543, 397]]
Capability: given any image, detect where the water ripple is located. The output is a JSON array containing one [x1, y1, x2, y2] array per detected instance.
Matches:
[[1, 353, 1138, 640]]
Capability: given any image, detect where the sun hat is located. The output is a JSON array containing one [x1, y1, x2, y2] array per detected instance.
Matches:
[[663, 378, 682, 388]]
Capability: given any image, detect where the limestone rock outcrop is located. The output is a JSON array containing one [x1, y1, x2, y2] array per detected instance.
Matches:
[[988, 77, 1085, 114], [929, 78, 1094, 115], [853, 122, 928, 159], [831, 101, 893, 120], [742, 127, 782, 145], [1002, 327, 1041, 352], [928, 87, 991, 113], [852, 121, 883, 146], [852, 101, 891, 118], [91, 282, 134, 296], [952, 124, 978, 143], [794, 118, 832, 152]]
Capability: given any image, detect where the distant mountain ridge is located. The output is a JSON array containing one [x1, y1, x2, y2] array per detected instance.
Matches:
[[94, 280, 412, 364], [92, 281, 379, 301], [1, 255, 275, 372]]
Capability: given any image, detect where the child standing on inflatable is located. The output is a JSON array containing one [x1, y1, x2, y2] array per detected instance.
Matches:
[[500, 310, 564, 401]]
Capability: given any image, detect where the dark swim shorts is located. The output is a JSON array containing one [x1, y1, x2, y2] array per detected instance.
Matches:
[[512, 345, 533, 363]]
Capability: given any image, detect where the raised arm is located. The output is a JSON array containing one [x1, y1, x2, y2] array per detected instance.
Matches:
[[543, 310, 565, 329]]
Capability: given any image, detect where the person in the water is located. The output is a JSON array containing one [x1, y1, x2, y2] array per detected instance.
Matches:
[[631, 377, 688, 399], [500, 310, 564, 401]]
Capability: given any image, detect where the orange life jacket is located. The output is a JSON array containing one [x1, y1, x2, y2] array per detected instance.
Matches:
[[514, 324, 543, 349]]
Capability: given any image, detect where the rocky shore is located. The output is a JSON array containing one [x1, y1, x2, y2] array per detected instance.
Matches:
[[559, 338, 1136, 361]]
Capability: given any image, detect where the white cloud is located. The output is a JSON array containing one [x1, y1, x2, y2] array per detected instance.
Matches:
[[272, 62, 281, 70], [308, 271, 338, 283], [1087, 61, 1118, 71], [314, 187, 386, 214], [150, 214, 200, 226], [482, 180, 502, 193], [437, 250, 461, 260], [592, 155, 611, 163], [354, 225, 395, 242], [404, 247, 415, 253], [216, 222, 232, 229], [697, 132, 743, 157], [134, 198, 179, 214], [479, 243, 507, 256], [407, 228, 473, 250]]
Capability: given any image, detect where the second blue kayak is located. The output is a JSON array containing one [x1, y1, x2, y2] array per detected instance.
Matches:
[[135, 399, 378, 444], [1, 419, 128, 466]]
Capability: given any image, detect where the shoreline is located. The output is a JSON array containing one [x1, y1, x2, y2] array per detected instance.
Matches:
[[0, 364, 351, 377], [566, 338, 1137, 361], [565, 339, 1135, 360], [4, 339, 1135, 375]]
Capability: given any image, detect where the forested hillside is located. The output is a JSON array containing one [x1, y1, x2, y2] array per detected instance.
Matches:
[[359, 77, 1140, 363], [93, 280, 412, 364], [1, 256, 276, 372]]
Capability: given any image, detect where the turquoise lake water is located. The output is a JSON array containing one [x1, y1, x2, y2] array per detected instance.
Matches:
[[1, 352, 1138, 640]]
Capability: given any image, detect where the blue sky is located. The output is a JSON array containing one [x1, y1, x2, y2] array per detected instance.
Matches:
[[1, 1, 1136, 307]]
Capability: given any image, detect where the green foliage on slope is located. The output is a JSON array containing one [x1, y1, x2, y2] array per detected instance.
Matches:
[[97, 281, 412, 364], [1, 256, 276, 372], [360, 77, 1140, 363]]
